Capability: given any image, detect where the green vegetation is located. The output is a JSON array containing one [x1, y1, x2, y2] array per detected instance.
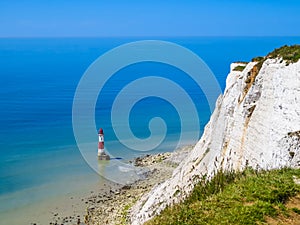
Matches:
[[251, 45, 300, 66], [267, 44, 300, 65], [234, 61, 248, 64], [292, 207, 300, 214], [146, 168, 300, 225], [118, 203, 133, 225], [252, 56, 264, 62], [233, 65, 247, 72]]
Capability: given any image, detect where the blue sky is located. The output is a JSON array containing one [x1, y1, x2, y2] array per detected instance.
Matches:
[[0, 0, 300, 37]]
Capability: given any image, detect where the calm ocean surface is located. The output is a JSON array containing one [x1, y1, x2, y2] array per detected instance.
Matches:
[[1, 37, 300, 218]]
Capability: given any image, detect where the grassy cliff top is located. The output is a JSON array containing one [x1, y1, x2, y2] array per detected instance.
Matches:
[[233, 65, 247, 72], [233, 45, 300, 74], [146, 168, 300, 225], [267, 44, 300, 63], [253, 44, 300, 66]]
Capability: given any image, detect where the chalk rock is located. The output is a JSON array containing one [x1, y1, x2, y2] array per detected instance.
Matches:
[[130, 58, 300, 225]]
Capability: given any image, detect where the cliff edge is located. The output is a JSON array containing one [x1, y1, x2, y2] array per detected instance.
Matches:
[[130, 45, 300, 225]]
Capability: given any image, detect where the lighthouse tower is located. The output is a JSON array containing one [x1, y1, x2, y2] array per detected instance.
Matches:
[[98, 128, 110, 160]]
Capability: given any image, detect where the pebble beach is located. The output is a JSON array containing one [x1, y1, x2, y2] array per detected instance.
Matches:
[[45, 145, 194, 225]]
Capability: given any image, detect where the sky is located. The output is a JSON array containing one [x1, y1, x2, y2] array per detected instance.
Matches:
[[0, 0, 300, 37]]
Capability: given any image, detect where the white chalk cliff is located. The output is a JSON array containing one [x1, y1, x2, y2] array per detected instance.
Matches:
[[130, 53, 300, 224]]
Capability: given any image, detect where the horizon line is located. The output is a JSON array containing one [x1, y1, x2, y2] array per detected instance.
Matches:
[[1, 35, 300, 39]]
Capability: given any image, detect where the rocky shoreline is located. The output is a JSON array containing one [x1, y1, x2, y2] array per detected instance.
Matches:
[[83, 145, 193, 225], [44, 145, 193, 225]]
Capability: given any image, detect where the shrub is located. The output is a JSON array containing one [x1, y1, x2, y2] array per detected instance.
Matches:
[[233, 65, 246, 72]]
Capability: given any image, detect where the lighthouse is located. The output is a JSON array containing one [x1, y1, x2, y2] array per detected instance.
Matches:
[[98, 128, 110, 160]]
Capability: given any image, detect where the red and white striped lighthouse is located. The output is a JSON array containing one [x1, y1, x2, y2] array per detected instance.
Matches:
[[98, 128, 110, 160]]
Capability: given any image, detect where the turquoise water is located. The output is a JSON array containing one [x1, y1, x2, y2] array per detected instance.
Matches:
[[1, 37, 300, 219]]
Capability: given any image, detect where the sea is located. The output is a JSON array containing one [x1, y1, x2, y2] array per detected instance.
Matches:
[[1, 36, 300, 224]]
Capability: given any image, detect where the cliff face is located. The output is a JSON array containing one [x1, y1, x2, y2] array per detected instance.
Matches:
[[130, 57, 300, 225]]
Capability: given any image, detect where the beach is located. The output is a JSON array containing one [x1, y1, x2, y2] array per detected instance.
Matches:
[[32, 145, 193, 225], [85, 145, 193, 225]]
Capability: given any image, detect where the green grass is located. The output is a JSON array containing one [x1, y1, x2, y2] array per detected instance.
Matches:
[[292, 207, 300, 214], [251, 45, 300, 66], [267, 44, 300, 65], [252, 56, 264, 62], [233, 65, 247, 72], [118, 203, 133, 225], [146, 168, 300, 225]]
